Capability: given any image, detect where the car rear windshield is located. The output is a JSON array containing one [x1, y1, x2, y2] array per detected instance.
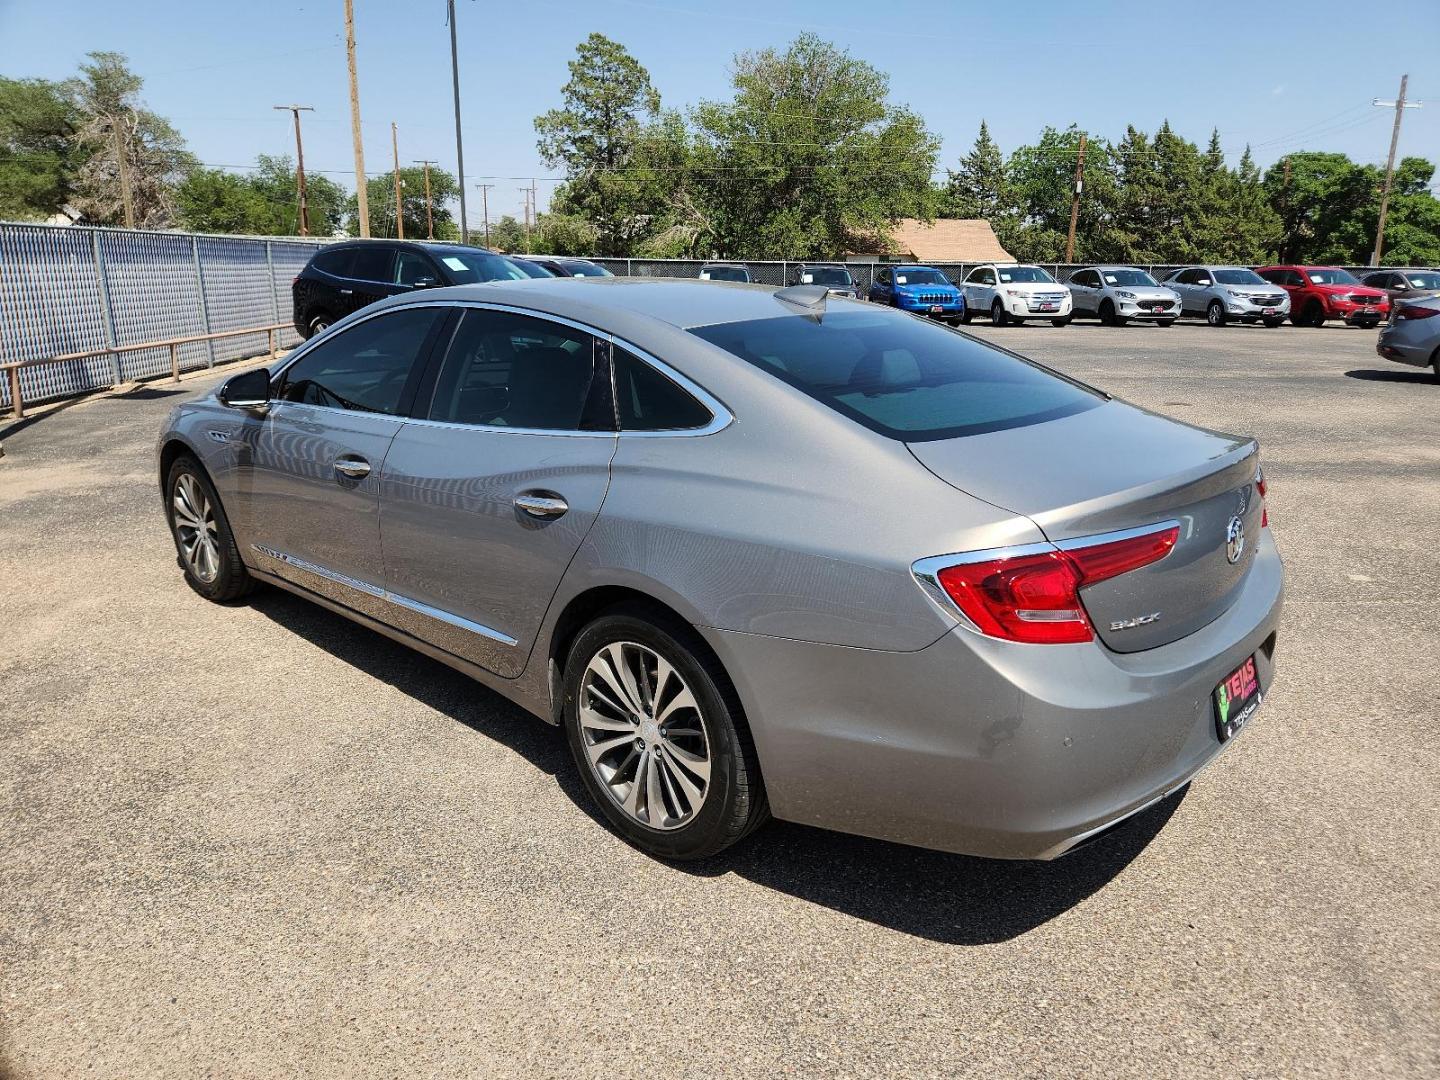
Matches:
[[1214, 269, 1267, 286], [997, 266, 1056, 283], [894, 269, 948, 286], [1101, 269, 1158, 287], [702, 266, 749, 282], [1305, 268, 1360, 285], [562, 260, 612, 277], [801, 268, 852, 286], [690, 309, 1102, 442], [435, 251, 529, 283]]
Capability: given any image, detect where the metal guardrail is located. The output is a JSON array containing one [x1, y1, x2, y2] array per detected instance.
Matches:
[[2, 321, 291, 419]]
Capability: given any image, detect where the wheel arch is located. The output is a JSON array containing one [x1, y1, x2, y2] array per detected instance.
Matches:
[[158, 434, 205, 492]]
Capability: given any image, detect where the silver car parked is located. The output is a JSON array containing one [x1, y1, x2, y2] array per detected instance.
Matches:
[[1163, 266, 1290, 327], [1376, 292, 1440, 379], [159, 279, 1283, 861], [1068, 266, 1180, 326]]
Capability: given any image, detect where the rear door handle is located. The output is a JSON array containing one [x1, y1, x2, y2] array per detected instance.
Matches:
[[333, 456, 371, 479], [339, 288, 354, 295], [514, 491, 568, 519]]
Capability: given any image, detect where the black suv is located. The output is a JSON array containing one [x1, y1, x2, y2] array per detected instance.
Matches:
[[786, 263, 860, 298], [292, 240, 529, 338]]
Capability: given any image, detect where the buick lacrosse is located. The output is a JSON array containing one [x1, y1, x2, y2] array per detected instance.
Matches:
[[159, 278, 1282, 860]]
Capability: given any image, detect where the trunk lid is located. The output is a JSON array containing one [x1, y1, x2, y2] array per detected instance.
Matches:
[[908, 399, 1262, 652]]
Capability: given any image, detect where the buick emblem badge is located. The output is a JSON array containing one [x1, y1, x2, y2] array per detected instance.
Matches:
[[1225, 515, 1246, 564]]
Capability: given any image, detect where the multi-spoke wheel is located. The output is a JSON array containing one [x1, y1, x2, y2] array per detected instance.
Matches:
[[579, 641, 711, 830], [563, 608, 768, 859], [165, 455, 253, 602]]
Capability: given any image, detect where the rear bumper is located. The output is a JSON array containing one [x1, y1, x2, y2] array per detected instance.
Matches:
[[1376, 331, 1433, 367], [704, 529, 1284, 860]]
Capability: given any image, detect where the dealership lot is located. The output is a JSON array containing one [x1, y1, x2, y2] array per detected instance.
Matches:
[[1, 320, 1436, 1078]]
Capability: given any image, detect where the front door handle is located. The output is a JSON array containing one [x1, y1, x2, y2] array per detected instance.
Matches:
[[333, 456, 371, 479], [339, 288, 354, 295], [514, 491, 568, 519]]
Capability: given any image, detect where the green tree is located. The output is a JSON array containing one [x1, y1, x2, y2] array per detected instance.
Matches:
[[688, 34, 938, 258], [533, 211, 599, 255], [66, 51, 192, 226], [0, 76, 80, 220], [1224, 146, 1282, 262], [940, 120, 1017, 244], [1379, 158, 1440, 265], [535, 34, 663, 255], [176, 155, 347, 236], [348, 166, 461, 239], [485, 214, 528, 253], [1005, 125, 1120, 262]]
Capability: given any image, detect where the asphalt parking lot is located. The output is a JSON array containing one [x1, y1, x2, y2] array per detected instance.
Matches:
[[1, 319, 1436, 1079]]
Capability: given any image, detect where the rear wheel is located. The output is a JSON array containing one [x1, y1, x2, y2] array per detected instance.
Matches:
[[562, 607, 768, 860], [306, 312, 333, 338], [990, 300, 1008, 327], [1206, 300, 1228, 327], [165, 456, 253, 603]]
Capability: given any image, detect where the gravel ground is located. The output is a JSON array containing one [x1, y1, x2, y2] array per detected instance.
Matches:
[[1, 320, 1436, 1079]]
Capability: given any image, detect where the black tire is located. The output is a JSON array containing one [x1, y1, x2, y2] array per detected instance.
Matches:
[[561, 605, 769, 860], [1357, 319, 1379, 330], [1158, 319, 1176, 327], [306, 312, 333, 338], [1206, 300, 1228, 327], [1263, 317, 1286, 328], [1432, 347, 1440, 383], [164, 455, 254, 603], [1051, 315, 1070, 327], [1099, 299, 1119, 326], [959, 306, 973, 325], [1302, 301, 1325, 328], [990, 299, 1008, 327]]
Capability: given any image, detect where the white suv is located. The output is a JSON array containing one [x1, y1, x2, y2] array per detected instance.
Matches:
[[961, 264, 1072, 326]]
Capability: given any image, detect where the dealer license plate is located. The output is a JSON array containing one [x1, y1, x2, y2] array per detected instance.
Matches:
[[1262, 307, 1277, 316], [930, 305, 943, 314], [1214, 654, 1262, 741]]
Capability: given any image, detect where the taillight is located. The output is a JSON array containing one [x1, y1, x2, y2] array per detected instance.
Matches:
[[1395, 304, 1440, 320], [1256, 466, 1269, 528], [930, 524, 1179, 645]]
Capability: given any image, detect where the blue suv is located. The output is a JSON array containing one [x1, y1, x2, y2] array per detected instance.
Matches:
[[868, 264, 965, 324]]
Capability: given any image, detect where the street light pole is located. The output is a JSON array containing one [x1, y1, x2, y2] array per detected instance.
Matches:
[[448, 0, 468, 244], [273, 105, 314, 236]]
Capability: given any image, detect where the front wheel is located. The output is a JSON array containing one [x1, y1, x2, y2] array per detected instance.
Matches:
[[1263, 317, 1286, 328], [990, 300, 1008, 327], [562, 607, 769, 860], [959, 307, 973, 325], [165, 456, 254, 602], [1051, 315, 1070, 327], [307, 313, 333, 338], [1158, 319, 1176, 328], [1206, 300, 1228, 327]]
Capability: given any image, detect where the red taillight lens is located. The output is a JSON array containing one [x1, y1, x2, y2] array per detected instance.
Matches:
[[1396, 304, 1440, 320], [1256, 467, 1269, 528], [935, 525, 1179, 645]]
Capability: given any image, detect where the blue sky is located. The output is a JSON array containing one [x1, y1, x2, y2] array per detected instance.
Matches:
[[3, 0, 1437, 225]]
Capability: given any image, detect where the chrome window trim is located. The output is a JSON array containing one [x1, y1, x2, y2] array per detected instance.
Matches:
[[273, 298, 733, 439], [910, 519, 1181, 631], [252, 544, 518, 646]]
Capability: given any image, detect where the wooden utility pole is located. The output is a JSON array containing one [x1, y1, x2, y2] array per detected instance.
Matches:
[[391, 122, 404, 239], [519, 187, 531, 251], [111, 122, 135, 228], [1064, 133, 1086, 264], [1370, 75, 1423, 266], [412, 160, 437, 238], [274, 105, 315, 235], [448, 0, 468, 243], [345, 0, 369, 237], [476, 183, 493, 247]]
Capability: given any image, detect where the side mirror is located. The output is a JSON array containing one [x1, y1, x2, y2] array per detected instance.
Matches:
[[412, 277, 437, 289], [220, 366, 271, 409]]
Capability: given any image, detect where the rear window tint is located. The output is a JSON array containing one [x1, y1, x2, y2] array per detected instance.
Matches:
[[614, 348, 712, 431], [690, 309, 1101, 442], [349, 247, 393, 282], [312, 248, 353, 277]]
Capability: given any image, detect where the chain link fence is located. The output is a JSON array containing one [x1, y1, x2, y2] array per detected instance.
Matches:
[[0, 222, 324, 409]]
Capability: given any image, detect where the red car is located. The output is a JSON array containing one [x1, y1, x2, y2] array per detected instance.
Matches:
[[1256, 265, 1389, 328]]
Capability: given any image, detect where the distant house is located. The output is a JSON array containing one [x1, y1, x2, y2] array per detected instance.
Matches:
[[849, 219, 1012, 264]]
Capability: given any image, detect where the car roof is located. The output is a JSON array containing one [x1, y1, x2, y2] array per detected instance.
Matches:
[[315, 239, 503, 257], [1090, 265, 1145, 272], [372, 276, 860, 331], [889, 263, 942, 271]]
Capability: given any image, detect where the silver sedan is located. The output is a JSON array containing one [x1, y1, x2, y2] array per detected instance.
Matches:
[[158, 279, 1283, 861]]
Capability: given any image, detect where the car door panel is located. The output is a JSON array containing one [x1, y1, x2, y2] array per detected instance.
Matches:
[[339, 246, 396, 317], [377, 306, 617, 678]]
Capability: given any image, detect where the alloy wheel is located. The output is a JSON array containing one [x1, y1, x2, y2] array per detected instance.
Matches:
[[172, 473, 220, 583], [578, 641, 711, 831]]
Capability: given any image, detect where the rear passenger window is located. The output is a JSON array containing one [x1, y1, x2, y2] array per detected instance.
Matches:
[[394, 251, 438, 286], [278, 306, 442, 415], [312, 248, 353, 277], [428, 309, 595, 430], [614, 348, 713, 431], [349, 247, 393, 282]]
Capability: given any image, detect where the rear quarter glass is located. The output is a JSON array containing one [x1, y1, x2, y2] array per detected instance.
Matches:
[[690, 309, 1103, 442]]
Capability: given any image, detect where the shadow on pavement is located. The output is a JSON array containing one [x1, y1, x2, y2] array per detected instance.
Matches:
[[249, 586, 1180, 946], [1343, 368, 1436, 384]]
